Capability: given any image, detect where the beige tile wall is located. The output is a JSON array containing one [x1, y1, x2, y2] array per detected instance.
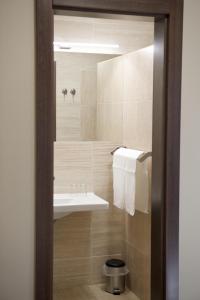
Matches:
[[96, 47, 153, 151], [53, 141, 124, 296], [96, 47, 153, 300], [80, 67, 97, 141], [96, 56, 124, 143], [125, 212, 151, 300], [56, 102, 81, 141], [54, 141, 93, 193], [54, 47, 153, 299], [55, 52, 115, 141]]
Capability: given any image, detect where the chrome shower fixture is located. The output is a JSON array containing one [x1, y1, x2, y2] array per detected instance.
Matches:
[[70, 89, 76, 96], [62, 88, 68, 100]]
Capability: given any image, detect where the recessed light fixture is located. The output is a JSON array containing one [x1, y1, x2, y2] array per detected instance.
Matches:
[[53, 41, 120, 54], [59, 46, 72, 50], [54, 42, 119, 49]]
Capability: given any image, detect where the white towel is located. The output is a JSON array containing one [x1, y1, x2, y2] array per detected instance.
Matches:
[[135, 159, 150, 214], [113, 148, 143, 216]]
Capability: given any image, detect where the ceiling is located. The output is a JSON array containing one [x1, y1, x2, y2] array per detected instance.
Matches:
[[54, 14, 154, 55]]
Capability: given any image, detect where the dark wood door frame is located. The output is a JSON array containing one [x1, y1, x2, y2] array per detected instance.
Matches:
[[35, 1, 183, 300]]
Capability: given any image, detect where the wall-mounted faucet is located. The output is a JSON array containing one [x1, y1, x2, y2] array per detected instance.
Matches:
[[62, 88, 68, 100], [70, 89, 76, 96], [61, 88, 76, 102]]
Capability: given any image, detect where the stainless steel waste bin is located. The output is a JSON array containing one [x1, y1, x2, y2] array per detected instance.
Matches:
[[103, 259, 129, 295]]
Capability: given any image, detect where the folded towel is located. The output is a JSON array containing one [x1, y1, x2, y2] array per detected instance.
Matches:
[[113, 148, 143, 216]]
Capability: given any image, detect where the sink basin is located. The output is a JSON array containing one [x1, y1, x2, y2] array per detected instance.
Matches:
[[54, 192, 109, 220]]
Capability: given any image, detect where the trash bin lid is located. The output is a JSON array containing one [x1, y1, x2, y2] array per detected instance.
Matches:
[[105, 259, 126, 268]]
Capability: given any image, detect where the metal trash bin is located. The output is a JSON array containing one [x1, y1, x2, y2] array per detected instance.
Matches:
[[103, 259, 129, 295]]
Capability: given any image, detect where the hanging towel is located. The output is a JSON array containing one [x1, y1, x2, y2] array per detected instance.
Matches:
[[135, 159, 150, 214], [113, 148, 143, 216]]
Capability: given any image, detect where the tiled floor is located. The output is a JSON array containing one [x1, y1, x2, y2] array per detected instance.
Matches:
[[54, 284, 139, 300]]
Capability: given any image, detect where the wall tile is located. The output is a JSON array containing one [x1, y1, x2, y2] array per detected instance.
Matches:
[[54, 212, 91, 259], [53, 257, 91, 289], [96, 47, 153, 154], [56, 103, 81, 141], [123, 101, 139, 149], [54, 142, 124, 291], [54, 257, 91, 278], [80, 68, 97, 106], [97, 56, 124, 103], [123, 48, 153, 102], [80, 106, 97, 141], [136, 100, 153, 151], [55, 52, 114, 141], [96, 102, 123, 142], [126, 244, 150, 300], [92, 142, 120, 201], [54, 46, 153, 299], [91, 207, 125, 256], [54, 142, 93, 193], [80, 67, 97, 140], [125, 211, 151, 256], [96, 103, 104, 140]]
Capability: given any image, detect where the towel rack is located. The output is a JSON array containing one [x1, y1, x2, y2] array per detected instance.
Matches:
[[137, 152, 152, 163], [110, 146, 127, 156], [111, 146, 152, 163]]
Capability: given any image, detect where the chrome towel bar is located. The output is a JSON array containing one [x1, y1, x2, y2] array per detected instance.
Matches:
[[111, 146, 152, 163], [137, 151, 152, 163]]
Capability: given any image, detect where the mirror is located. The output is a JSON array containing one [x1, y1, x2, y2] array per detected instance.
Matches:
[[55, 51, 116, 141], [54, 15, 154, 142]]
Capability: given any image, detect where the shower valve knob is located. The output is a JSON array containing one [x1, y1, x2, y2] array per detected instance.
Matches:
[[62, 89, 68, 100], [70, 88, 76, 96]]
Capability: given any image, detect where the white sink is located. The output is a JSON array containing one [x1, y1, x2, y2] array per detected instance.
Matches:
[[54, 192, 109, 220]]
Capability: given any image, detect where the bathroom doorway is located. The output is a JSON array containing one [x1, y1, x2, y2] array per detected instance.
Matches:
[[53, 12, 154, 300], [35, 1, 183, 300]]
